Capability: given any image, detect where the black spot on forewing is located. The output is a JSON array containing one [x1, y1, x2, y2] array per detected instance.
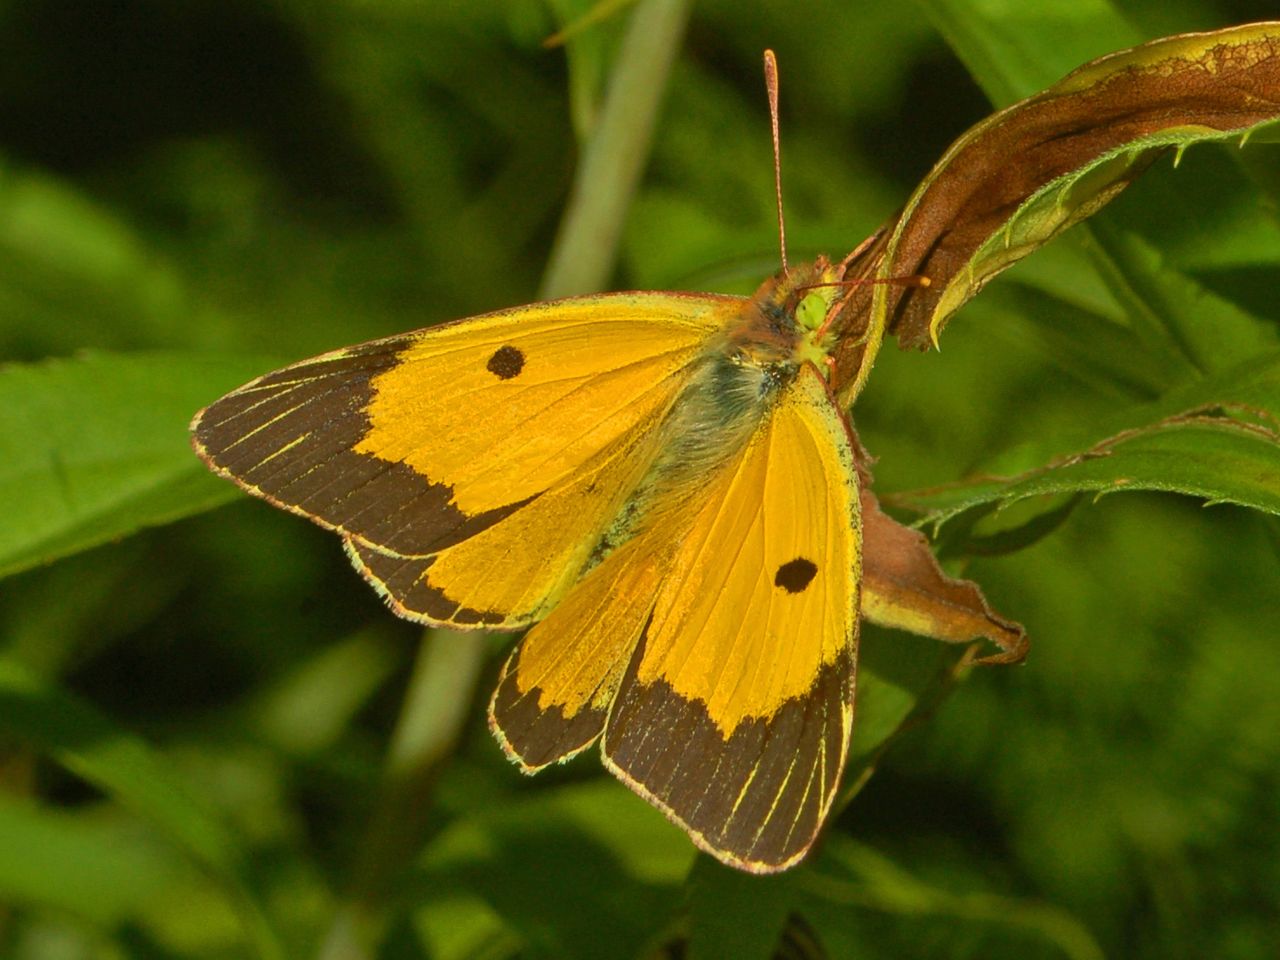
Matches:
[[487, 345, 525, 380], [775, 557, 817, 593]]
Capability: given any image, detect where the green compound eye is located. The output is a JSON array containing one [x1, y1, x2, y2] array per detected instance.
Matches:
[[795, 291, 828, 333]]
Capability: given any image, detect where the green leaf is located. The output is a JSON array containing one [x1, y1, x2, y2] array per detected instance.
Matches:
[[0, 658, 284, 959], [893, 411, 1280, 522], [891, 342, 1280, 525], [1082, 221, 1280, 374], [844, 622, 974, 782], [974, 281, 1172, 401], [0, 351, 276, 578]]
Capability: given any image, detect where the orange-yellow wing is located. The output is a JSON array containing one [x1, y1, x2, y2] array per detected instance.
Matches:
[[489, 363, 860, 870], [191, 293, 743, 628], [606, 363, 860, 872], [489, 532, 664, 770]]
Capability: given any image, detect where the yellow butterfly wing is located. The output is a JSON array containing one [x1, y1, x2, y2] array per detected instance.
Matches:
[[489, 532, 663, 769], [191, 292, 743, 627], [489, 363, 860, 871]]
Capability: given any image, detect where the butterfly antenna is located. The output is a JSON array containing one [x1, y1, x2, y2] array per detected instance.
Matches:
[[764, 49, 788, 275]]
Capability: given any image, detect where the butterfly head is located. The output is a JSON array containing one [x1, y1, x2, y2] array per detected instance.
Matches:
[[734, 256, 843, 379]]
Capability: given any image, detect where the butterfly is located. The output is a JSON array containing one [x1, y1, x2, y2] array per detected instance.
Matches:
[[191, 238, 899, 872], [178, 19, 1040, 871]]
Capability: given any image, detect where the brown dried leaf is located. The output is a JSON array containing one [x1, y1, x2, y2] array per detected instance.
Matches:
[[830, 22, 1280, 401], [860, 489, 1027, 666]]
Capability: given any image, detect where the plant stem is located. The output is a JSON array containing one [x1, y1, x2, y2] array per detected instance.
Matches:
[[539, 0, 691, 299], [315, 628, 488, 960]]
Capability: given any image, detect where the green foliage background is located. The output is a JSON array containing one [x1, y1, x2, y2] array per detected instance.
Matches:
[[1, 1, 1278, 958]]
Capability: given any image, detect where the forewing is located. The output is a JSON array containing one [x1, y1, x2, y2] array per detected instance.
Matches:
[[192, 293, 742, 627], [603, 365, 861, 872]]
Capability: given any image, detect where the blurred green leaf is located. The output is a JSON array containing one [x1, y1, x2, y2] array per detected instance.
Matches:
[[802, 835, 1104, 960], [416, 779, 691, 959], [0, 351, 275, 578], [0, 658, 283, 959], [247, 626, 401, 757], [974, 281, 1170, 400], [413, 892, 522, 960], [921, 0, 1138, 104], [0, 794, 180, 925], [0, 165, 193, 356], [686, 857, 793, 960], [847, 623, 972, 770]]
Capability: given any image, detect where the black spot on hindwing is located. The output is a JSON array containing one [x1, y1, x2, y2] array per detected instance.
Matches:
[[774, 557, 817, 593], [487, 345, 525, 379]]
